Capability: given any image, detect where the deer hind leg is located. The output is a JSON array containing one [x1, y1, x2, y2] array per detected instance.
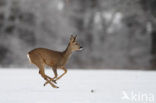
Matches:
[[29, 52, 58, 88], [44, 66, 58, 86]]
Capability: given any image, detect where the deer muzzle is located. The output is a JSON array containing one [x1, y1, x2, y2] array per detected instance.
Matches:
[[80, 46, 83, 50]]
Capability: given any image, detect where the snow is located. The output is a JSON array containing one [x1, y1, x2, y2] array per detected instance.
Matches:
[[0, 69, 155, 103]]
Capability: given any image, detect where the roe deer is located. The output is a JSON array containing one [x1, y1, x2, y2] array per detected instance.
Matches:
[[27, 35, 83, 88]]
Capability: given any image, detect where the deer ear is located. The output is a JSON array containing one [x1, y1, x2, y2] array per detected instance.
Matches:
[[74, 35, 77, 40], [72, 35, 77, 41], [70, 35, 74, 41]]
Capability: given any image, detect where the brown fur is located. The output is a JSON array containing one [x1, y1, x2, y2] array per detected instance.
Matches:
[[27, 35, 82, 88]]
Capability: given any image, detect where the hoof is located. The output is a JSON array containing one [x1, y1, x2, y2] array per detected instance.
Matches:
[[53, 80, 57, 84], [55, 86, 59, 88]]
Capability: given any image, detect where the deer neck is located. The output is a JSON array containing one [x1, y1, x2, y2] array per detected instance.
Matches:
[[62, 43, 72, 61]]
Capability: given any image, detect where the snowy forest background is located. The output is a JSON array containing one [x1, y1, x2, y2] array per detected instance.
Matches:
[[0, 0, 156, 70]]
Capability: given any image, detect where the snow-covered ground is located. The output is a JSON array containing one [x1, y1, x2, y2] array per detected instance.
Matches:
[[0, 69, 155, 103]]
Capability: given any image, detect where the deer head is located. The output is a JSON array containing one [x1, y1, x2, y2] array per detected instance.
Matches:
[[69, 35, 83, 52]]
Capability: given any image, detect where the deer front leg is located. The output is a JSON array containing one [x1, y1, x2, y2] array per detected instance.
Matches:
[[55, 66, 67, 81], [44, 67, 58, 86], [44, 67, 67, 86], [52, 67, 58, 80], [39, 68, 58, 88], [39, 70, 57, 84]]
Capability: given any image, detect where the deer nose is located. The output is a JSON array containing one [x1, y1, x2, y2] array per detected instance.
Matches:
[[80, 46, 83, 50]]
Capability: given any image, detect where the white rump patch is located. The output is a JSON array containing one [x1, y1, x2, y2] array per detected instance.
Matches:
[[27, 54, 32, 63]]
